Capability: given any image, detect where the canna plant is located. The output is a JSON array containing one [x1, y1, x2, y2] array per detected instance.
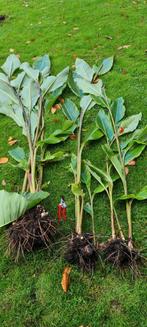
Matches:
[[70, 55, 147, 267], [62, 96, 104, 272], [0, 54, 73, 258], [89, 89, 147, 266]]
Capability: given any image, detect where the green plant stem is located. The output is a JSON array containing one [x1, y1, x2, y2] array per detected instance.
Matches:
[[75, 110, 85, 235], [104, 91, 131, 243], [88, 191, 96, 245], [127, 200, 133, 249], [106, 160, 116, 239], [113, 207, 125, 240]]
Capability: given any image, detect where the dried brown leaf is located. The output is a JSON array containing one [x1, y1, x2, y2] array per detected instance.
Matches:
[[125, 167, 129, 175], [128, 160, 136, 166], [61, 267, 71, 293], [0, 157, 8, 164]]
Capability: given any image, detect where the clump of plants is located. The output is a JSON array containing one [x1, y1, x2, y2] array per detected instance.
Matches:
[[63, 57, 114, 272], [85, 87, 147, 268], [0, 54, 74, 259]]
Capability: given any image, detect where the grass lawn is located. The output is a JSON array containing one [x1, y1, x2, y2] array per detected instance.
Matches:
[[0, 0, 147, 326]]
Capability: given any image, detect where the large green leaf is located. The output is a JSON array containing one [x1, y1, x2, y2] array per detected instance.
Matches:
[[24, 191, 49, 210], [41, 151, 68, 163], [0, 80, 19, 104], [75, 58, 94, 81], [124, 144, 146, 165], [21, 79, 40, 111], [84, 128, 103, 143], [0, 103, 25, 136], [41, 75, 56, 95], [33, 54, 51, 77], [81, 165, 91, 190], [102, 144, 124, 182], [84, 202, 92, 216], [121, 126, 147, 150], [80, 95, 96, 112], [75, 78, 103, 96], [0, 190, 49, 228], [8, 146, 26, 161], [97, 109, 114, 141], [117, 185, 147, 201], [71, 183, 84, 196], [39, 120, 77, 145], [93, 56, 114, 76], [1, 54, 20, 78], [111, 97, 126, 123], [68, 69, 83, 97], [50, 67, 69, 92], [62, 99, 80, 121], [8, 147, 28, 171], [119, 113, 142, 135], [21, 62, 39, 81], [11, 72, 26, 91]]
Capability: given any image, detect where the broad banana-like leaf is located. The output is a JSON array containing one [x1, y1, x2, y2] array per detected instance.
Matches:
[[1, 54, 20, 78], [33, 54, 51, 77], [83, 128, 103, 144], [8, 146, 26, 160], [102, 144, 124, 182], [124, 144, 146, 165], [84, 202, 92, 216], [121, 126, 147, 150], [39, 120, 77, 145], [93, 56, 114, 76], [8, 147, 28, 171], [50, 67, 69, 92], [71, 183, 84, 196], [118, 113, 142, 135], [68, 69, 83, 97], [75, 58, 94, 81], [74, 78, 103, 97], [116, 185, 147, 201], [81, 165, 91, 190], [0, 80, 19, 104], [80, 95, 96, 112], [21, 62, 39, 81], [11, 72, 25, 90], [62, 99, 79, 121], [41, 151, 68, 163], [21, 79, 40, 111], [111, 97, 126, 123], [97, 109, 114, 141], [41, 75, 56, 95], [0, 190, 49, 227]]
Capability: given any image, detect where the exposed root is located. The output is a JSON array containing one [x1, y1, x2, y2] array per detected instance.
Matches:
[[7, 205, 56, 261], [102, 238, 140, 269], [64, 233, 98, 273]]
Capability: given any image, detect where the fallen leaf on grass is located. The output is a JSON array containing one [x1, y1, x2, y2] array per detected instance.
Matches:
[[8, 137, 17, 146], [128, 160, 136, 166], [125, 167, 129, 175], [118, 45, 131, 50], [0, 157, 8, 164], [69, 134, 77, 140], [61, 267, 71, 293], [58, 97, 65, 104], [51, 103, 61, 114]]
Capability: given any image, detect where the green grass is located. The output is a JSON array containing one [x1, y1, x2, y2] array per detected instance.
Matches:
[[0, 0, 147, 326]]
